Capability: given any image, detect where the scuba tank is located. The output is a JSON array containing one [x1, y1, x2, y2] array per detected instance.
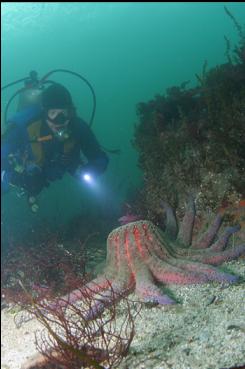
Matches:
[[17, 71, 43, 111]]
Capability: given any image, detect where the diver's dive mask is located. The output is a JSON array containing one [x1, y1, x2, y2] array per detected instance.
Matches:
[[47, 109, 70, 124]]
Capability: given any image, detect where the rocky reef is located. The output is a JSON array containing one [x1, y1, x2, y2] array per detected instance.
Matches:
[[132, 8, 245, 221]]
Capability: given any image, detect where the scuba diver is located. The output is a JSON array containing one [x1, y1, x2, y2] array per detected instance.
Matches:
[[1, 71, 109, 213]]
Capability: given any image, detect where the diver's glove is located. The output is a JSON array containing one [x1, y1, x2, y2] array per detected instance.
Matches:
[[1, 170, 26, 197], [1, 170, 24, 195], [28, 195, 39, 213]]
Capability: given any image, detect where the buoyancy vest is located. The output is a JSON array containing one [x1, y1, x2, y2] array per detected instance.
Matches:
[[26, 119, 77, 168]]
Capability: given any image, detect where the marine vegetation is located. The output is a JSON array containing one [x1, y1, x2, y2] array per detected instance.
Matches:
[[1, 233, 88, 307], [132, 7, 245, 219], [1, 212, 108, 308], [19, 281, 140, 369]]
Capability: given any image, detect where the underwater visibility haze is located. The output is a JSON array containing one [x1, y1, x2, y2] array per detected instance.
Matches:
[[1, 3, 245, 369], [2, 2, 245, 236]]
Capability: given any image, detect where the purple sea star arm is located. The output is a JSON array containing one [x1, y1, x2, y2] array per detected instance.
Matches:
[[177, 195, 195, 246], [161, 201, 178, 240], [193, 214, 223, 249], [83, 280, 134, 320], [210, 225, 241, 251], [190, 243, 245, 265], [166, 258, 239, 284]]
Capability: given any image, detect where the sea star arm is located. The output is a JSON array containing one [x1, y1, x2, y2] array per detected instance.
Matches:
[[177, 195, 196, 247], [193, 214, 223, 249]]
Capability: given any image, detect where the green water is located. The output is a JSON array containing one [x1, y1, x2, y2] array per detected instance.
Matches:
[[1, 2, 245, 236]]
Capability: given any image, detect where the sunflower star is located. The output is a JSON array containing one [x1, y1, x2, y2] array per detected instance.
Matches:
[[55, 196, 245, 319]]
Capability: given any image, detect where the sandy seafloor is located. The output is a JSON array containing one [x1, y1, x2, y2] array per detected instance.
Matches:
[[1, 259, 245, 369]]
